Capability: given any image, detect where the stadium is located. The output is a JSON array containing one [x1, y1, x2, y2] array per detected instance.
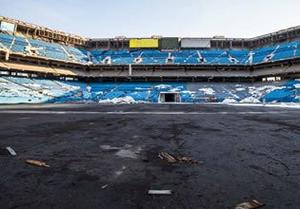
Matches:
[[0, 2, 300, 209], [0, 16, 300, 104]]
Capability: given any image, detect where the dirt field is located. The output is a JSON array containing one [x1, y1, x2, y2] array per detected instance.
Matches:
[[0, 104, 299, 209]]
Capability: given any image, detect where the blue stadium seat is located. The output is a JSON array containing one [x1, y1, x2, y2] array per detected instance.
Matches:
[[0, 33, 15, 49]]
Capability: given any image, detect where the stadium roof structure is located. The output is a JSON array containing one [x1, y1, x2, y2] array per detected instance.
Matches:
[[0, 16, 87, 46], [0, 16, 300, 82], [2, 16, 300, 49]]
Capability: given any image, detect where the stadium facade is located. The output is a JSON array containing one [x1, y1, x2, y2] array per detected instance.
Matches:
[[0, 16, 300, 104]]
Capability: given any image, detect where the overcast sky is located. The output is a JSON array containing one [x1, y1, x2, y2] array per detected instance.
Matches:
[[1, 0, 299, 38]]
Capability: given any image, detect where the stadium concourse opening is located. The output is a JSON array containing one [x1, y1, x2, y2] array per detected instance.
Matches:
[[159, 92, 181, 103]]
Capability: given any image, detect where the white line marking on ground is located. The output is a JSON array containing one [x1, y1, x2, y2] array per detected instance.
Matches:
[[0, 110, 292, 115]]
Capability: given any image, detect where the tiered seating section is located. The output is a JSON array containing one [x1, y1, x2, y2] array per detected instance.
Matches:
[[1, 32, 300, 65], [1, 76, 300, 104], [0, 33, 89, 63]]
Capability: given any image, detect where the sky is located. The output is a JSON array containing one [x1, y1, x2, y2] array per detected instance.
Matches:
[[1, 0, 300, 38]]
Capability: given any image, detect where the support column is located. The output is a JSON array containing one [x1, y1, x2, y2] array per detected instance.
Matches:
[[128, 64, 132, 76]]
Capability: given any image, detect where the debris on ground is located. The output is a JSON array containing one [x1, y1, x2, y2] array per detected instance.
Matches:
[[234, 200, 265, 209], [25, 160, 50, 168], [6, 147, 17, 156], [148, 190, 172, 195], [158, 152, 200, 164], [177, 156, 199, 164], [100, 144, 142, 159], [158, 152, 177, 163], [101, 184, 108, 189], [115, 166, 126, 176]]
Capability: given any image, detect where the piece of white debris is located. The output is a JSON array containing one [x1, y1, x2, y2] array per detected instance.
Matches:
[[234, 200, 265, 209], [6, 147, 17, 156], [101, 184, 108, 189], [148, 190, 172, 195]]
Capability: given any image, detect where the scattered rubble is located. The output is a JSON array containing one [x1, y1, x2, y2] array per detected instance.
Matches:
[[115, 166, 126, 176], [25, 160, 50, 168], [148, 190, 172, 195], [6, 147, 17, 156], [234, 200, 265, 209], [98, 96, 138, 104], [158, 152, 177, 163], [177, 156, 200, 164], [158, 152, 200, 164]]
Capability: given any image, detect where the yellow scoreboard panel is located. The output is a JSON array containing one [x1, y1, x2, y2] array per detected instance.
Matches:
[[129, 39, 159, 48]]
